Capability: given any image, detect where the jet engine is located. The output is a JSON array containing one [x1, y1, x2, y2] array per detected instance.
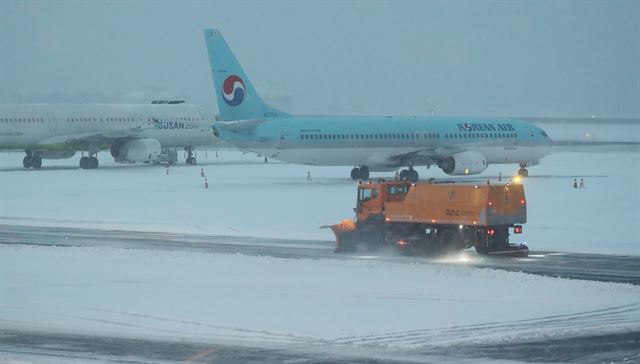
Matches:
[[438, 151, 488, 175], [111, 138, 161, 163]]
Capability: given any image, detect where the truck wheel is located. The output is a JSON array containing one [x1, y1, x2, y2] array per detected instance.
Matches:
[[436, 228, 459, 252], [361, 225, 385, 252], [474, 241, 490, 255]]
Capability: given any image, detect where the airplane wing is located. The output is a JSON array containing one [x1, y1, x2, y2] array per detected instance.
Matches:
[[381, 146, 464, 168], [213, 119, 264, 133], [36, 120, 161, 147]]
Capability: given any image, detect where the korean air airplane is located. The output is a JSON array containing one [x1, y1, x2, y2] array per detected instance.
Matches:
[[0, 101, 217, 169], [204, 29, 552, 181]]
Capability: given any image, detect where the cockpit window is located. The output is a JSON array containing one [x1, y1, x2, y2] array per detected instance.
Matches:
[[540, 130, 548, 137]]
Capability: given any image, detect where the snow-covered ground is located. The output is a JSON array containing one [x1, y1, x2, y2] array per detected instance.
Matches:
[[1, 122, 639, 357], [0, 140, 638, 256], [1, 244, 638, 350]]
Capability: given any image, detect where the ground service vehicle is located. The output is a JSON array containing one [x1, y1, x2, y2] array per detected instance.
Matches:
[[325, 180, 529, 257]]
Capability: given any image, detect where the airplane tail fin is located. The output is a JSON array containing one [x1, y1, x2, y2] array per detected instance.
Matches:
[[204, 29, 288, 121]]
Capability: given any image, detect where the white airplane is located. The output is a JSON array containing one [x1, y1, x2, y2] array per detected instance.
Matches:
[[204, 29, 553, 181], [0, 100, 217, 169]]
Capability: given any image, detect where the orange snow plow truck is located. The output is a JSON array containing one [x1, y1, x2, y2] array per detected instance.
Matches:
[[324, 181, 528, 257]]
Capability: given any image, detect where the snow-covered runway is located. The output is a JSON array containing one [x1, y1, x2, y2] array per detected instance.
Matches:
[[1, 130, 639, 362], [3, 224, 640, 285]]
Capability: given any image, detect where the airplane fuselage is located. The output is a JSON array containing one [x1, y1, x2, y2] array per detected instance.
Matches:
[[0, 103, 216, 152], [215, 116, 552, 171]]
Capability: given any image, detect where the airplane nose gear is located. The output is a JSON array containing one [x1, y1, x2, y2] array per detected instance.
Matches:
[[518, 163, 529, 177], [185, 147, 197, 165]]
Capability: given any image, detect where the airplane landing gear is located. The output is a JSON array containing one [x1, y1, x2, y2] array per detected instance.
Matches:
[[80, 147, 99, 169], [518, 162, 529, 177], [186, 147, 197, 165], [23, 151, 42, 169], [350, 166, 369, 180], [398, 167, 419, 182], [79, 155, 99, 169]]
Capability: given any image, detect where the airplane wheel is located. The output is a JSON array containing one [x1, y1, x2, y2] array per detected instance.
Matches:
[[518, 168, 529, 177], [23, 156, 32, 168], [90, 157, 99, 169], [186, 157, 197, 165], [359, 167, 370, 180], [31, 156, 42, 169], [79, 156, 90, 169], [399, 169, 409, 181], [408, 169, 419, 182], [350, 167, 361, 180]]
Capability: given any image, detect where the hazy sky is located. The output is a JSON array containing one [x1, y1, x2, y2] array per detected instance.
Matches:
[[1, 0, 638, 118]]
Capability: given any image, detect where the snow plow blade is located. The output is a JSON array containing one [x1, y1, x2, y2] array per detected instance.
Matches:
[[487, 244, 529, 258], [320, 219, 358, 253]]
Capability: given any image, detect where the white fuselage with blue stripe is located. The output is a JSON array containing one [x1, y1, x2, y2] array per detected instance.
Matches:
[[214, 115, 552, 171]]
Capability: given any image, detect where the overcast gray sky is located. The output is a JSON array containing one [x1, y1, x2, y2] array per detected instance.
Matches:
[[1, 0, 638, 118]]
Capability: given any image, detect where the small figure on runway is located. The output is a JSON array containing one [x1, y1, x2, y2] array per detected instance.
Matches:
[[573, 178, 578, 189]]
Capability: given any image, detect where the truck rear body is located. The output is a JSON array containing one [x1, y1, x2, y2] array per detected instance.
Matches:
[[358, 182, 526, 227]]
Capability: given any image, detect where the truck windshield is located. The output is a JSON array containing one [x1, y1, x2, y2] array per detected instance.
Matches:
[[358, 188, 378, 202]]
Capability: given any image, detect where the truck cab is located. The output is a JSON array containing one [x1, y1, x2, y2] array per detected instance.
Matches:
[[356, 182, 411, 221]]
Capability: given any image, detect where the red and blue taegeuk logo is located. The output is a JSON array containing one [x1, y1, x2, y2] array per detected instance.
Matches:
[[221, 75, 245, 106]]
